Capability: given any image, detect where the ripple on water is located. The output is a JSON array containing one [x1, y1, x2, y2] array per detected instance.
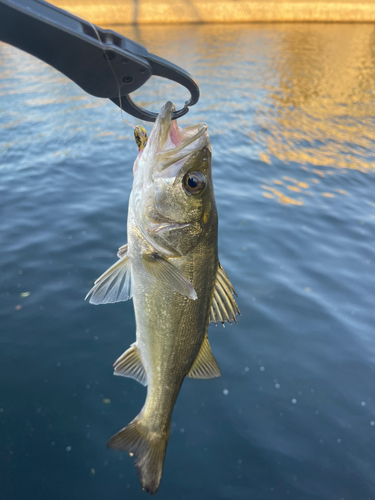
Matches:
[[1, 23, 375, 500]]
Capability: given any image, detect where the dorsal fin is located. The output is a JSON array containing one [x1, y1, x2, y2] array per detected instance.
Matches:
[[210, 263, 240, 326], [187, 336, 221, 379], [113, 344, 147, 386]]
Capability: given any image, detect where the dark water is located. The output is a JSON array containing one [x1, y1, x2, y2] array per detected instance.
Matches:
[[1, 23, 375, 500]]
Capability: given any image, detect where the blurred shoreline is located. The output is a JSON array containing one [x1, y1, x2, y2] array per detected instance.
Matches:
[[52, 0, 375, 25]]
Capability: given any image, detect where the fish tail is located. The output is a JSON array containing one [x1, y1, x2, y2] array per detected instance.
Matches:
[[107, 416, 169, 495]]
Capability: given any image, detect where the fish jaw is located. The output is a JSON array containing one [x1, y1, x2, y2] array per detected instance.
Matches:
[[130, 101, 213, 257]]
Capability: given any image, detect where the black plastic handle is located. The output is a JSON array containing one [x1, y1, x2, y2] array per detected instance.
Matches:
[[0, 0, 152, 98], [0, 0, 200, 121]]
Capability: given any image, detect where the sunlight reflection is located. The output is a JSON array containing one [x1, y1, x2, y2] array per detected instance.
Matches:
[[255, 24, 375, 177], [1, 23, 374, 206]]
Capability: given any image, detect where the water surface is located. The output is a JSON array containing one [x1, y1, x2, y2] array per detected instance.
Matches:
[[1, 23, 375, 500]]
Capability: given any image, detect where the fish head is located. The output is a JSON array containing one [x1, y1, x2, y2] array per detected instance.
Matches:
[[131, 101, 217, 257]]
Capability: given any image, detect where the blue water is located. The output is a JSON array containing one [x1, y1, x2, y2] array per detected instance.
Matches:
[[1, 23, 375, 500]]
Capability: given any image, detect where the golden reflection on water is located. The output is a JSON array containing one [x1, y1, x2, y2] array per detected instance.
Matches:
[[1, 23, 374, 205], [247, 24, 375, 206], [256, 24, 375, 174], [262, 185, 304, 206]]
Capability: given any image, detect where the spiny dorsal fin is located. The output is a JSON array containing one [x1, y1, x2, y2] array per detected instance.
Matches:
[[142, 251, 197, 300], [113, 343, 147, 386], [187, 336, 221, 379], [210, 262, 240, 326], [85, 252, 132, 305]]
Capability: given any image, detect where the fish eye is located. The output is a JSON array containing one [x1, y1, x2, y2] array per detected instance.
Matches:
[[183, 171, 206, 195]]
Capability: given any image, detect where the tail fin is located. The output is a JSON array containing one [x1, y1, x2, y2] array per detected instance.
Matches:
[[107, 416, 169, 495]]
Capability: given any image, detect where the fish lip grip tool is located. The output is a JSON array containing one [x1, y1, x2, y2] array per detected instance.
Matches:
[[0, 0, 200, 121]]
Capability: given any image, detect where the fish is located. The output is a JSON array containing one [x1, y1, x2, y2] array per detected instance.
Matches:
[[85, 101, 240, 494]]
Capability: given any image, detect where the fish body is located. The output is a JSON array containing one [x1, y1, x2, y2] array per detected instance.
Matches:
[[128, 199, 217, 422], [86, 102, 239, 493]]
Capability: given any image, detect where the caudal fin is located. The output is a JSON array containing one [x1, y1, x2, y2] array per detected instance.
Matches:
[[107, 417, 168, 495]]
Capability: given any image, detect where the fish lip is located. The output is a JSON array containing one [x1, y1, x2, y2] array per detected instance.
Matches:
[[153, 100, 175, 149], [159, 101, 175, 122]]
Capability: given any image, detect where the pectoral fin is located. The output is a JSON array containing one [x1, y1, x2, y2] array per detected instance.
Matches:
[[142, 252, 197, 300], [85, 249, 132, 305], [210, 263, 240, 325], [113, 343, 147, 386], [117, 244, 128, 259], [187, 336, 221, 379]]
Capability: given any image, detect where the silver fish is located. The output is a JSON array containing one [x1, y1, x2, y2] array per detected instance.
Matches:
[[86, 101, 239, 494]]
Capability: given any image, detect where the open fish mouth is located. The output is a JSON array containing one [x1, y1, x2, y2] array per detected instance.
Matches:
[[146, 101, 209, 179]]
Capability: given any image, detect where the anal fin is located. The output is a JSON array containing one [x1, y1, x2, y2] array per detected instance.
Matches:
[[187, 336, 221, 379], [113, 344, 147, 386]]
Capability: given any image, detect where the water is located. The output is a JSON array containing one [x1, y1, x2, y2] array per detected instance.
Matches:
[[1, 23, 375, 500]]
